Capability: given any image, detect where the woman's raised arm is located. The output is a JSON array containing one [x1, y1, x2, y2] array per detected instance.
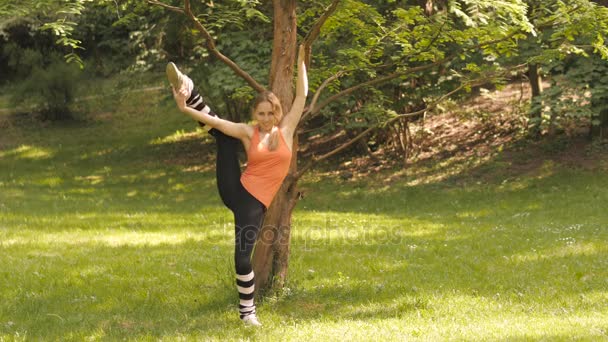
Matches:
[[280, 44, 309, 138]]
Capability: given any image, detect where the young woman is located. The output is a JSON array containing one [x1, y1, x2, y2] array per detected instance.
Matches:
[[167, 45, 308, 326]]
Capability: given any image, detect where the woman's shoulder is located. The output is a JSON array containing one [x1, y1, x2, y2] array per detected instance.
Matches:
[[242, 123, 256, 139]]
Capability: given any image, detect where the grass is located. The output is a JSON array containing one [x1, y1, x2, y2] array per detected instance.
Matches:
[[1, 80, 607, 341]]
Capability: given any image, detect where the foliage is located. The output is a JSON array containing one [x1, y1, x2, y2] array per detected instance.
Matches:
[[1, 14, 83, 119], [2, 0, 608, 138], [10, 52, 82, 121], [179, 1, 274, 122], [513, 0, 608, 65], [75, 1, 172, 75], [0, 0, 608, 134], [197, 0, 270, 30], [1, 19, 56, 83], [296, 0, 534, 158], [529, 77, 594, 135], [512, 1, 608, 135], [528, 51, 608, 135], [0, 0, 93, 67]]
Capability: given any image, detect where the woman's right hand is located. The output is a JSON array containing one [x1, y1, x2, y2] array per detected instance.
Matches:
[[172, 86, 189, 111]]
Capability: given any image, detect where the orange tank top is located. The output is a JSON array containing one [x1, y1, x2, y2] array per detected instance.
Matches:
[[240, 126, 292, 207]]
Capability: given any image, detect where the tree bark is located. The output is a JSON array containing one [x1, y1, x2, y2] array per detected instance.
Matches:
[[598, 110, 608, 140], [529, 63, 542, 98], [547, 78, 559, 137], [252, 0, 299, 293], [590, 101, 608, 140], [528, 63, 543, 136], [591, 0, 608, 7]]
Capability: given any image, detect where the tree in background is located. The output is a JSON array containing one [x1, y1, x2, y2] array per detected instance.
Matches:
[[0, 0, 91, 67], [1, 0, 89, 119], [1, 14, 82, 120], [515, 0, 608, 137]]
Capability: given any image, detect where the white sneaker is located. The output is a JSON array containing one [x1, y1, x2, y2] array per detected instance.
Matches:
[[166, 62, 193, 97], [241, 314, 262, 327]]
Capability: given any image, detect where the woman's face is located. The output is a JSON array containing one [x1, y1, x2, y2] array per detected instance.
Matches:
[[254, 101, 275, 132]]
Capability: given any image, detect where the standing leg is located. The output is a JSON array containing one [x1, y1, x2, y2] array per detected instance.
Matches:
[[233, 192, 265, 326]]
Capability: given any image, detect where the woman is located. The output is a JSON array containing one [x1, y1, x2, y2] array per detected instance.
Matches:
[[167, 45, 307, 326]]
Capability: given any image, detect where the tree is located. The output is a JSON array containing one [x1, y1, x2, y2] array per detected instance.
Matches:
[[1, 15, 82, 120], [148, 0, 579, 293], [515, 0, 608, 136]]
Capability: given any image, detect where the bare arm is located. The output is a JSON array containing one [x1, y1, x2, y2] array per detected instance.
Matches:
[[172, 87, 252, 141], [280, 44, 309, 140]]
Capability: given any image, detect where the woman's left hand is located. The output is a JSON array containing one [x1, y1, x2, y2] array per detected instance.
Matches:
[[297, 44, 306, 66], [172, 86, 189, 111], [296, 44, 308, 97]]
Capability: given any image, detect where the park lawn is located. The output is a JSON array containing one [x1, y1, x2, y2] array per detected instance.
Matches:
[[0, 83, 607, 341]]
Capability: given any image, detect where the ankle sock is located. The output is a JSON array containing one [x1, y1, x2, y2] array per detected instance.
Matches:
[[187, 90, 209, 113], [236, 271, 256, 318], [186, 88, 211, 127]]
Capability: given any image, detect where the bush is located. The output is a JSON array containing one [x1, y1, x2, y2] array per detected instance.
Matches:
[[12, 53, 82, 121]]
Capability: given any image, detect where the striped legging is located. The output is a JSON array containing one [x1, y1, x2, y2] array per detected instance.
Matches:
[[186, 89, 265, 319]]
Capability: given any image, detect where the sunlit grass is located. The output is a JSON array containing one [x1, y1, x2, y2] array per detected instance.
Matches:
[[149, 129, 205, 145], [1, 81, 607, 340], [0, 145, 55, 160]]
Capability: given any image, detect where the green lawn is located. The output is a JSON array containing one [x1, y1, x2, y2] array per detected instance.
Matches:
[[1, 84, 607, 341]]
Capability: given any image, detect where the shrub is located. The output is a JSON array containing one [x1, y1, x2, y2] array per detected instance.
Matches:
[[11, 53, 82, 121]]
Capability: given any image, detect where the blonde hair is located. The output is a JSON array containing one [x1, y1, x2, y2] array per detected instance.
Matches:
[[253, 91, 283, 151]]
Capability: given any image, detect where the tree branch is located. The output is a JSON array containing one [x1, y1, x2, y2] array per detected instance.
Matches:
[[305, 56, 453, 120], [293, 64, 528, 181], [301, 70, 346, 121], [301, 9, 549, 123], [147, 0, 184, 14], [184, 0, 265, 92], [149, 0, 266, 93], [294, 91, 453, 180], [303, 0, 341, 48]]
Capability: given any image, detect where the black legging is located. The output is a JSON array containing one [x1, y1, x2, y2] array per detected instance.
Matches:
[[209, 127, 266, 276], [185, 88, 266, 275], [186, 88, 263, 318]]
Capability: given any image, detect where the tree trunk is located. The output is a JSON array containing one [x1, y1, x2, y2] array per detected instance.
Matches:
[[529, 64, 542, 98], [528, 63, 543, 136], [596, 110, 608, 140], [590, 103, 608, 140], [252, 0, 298, 294], [393, 118, 410, 165], [546, 78, 559, 137]]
